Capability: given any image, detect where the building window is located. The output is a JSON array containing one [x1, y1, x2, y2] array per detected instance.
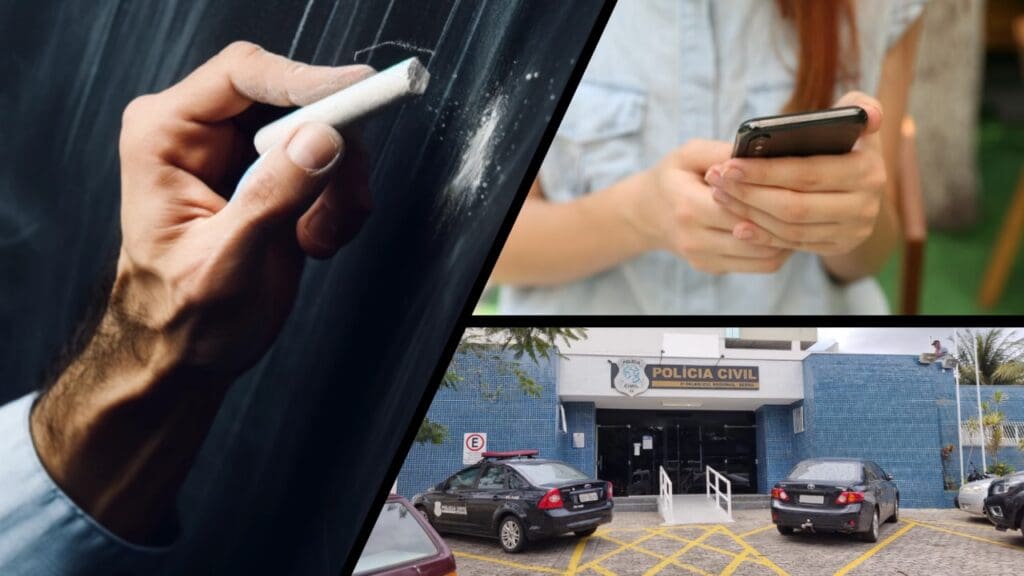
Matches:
[[725, 328, 740, 338], [793, 406, 804, 434]]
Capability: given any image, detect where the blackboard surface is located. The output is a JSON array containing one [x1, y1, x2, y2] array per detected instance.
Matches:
[[0, 1, 607, 573]]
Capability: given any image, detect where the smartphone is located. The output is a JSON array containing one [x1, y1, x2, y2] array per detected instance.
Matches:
[[731, 106, 867, 158]]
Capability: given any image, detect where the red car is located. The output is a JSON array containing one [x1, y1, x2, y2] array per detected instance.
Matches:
[[354, 495, 457, 576]]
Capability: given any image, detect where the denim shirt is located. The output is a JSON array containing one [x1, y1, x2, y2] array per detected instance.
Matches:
[[500, 0, 928, 315], [0, 394, 169, 575]]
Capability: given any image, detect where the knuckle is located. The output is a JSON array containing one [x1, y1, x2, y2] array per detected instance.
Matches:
[[222, 40, 264, 61], [860, 199, 881, 222], [239, 165, 281, 220], [796, 170, 821, 190]]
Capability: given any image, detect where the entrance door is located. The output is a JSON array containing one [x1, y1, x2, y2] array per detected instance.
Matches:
[[596, 410, 758, 496]]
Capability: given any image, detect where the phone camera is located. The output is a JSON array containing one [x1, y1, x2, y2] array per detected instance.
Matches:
[[750, 134, 770, 156]]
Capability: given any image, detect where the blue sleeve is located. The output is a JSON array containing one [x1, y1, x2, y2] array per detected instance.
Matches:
[[0, 393, 173, 575], [886, 0, 929, 50]]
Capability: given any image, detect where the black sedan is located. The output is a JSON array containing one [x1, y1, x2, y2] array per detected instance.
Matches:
[[771, 458, 899, 542], [411, 450, 613, 553], [984, 471, 1024, 537]]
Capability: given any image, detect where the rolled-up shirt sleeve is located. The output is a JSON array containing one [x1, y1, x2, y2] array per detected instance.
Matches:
[[0, 393, 172, 575]]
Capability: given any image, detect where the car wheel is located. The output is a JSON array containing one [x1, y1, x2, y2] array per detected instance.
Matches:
[[887, 498, 899, 523], [859, 508, 880, 543], [574, 528, 597, 538], [776, 525, 794, 536], [498, 516, 527, 553]]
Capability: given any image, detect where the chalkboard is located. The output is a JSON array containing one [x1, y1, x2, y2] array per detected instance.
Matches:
[[0, 1, 609, 573]]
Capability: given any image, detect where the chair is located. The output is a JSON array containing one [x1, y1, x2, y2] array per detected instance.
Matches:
[[896, 116, 927, 315]]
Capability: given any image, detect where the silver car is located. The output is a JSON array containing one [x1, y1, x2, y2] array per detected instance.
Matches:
[[957, 478, 996, 515]]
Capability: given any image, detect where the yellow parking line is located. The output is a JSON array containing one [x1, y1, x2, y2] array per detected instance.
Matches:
[[565, 537, 588, 575], [453, 551, 565, 575], [716, 524, 789, 576], [739, 524, 776, 538], [913, 520, 1024, 551], [576, 527, 668, 572], [719, 549, 750, 576], [832, 522, 915, 576], [591, 564, 618, 576], [643, 526, 721, 576], [595, 532, 714, 576], [652, 528, 741, 559]]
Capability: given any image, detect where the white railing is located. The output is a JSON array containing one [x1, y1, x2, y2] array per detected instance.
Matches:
[[706, 465, 733, 520], [658, 466, 674, 524], [961, 421, 1024, 447]]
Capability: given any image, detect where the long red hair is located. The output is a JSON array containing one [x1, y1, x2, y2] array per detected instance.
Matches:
[[776, 0, 859, 112]]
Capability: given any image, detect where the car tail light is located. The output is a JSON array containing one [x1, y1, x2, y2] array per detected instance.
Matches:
[[835, 491, 865, 505], [538, 488, 564, 510], [606, 482, 614, 500], [771, 487, 789, 502]]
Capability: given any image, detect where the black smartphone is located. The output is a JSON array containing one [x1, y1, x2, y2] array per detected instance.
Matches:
[[731, 106, 867, 158]]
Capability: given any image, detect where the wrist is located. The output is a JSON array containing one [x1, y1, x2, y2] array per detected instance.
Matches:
[[612, 169, 662, 254]]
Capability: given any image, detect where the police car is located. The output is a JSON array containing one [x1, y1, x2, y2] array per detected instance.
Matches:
[[411, 450, 613, 553]]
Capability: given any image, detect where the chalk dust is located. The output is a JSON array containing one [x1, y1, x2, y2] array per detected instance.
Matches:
[[437, 94, 506, 225]]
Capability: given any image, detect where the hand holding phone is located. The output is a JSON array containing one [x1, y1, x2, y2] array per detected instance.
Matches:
[[706, 92, 887, 262]]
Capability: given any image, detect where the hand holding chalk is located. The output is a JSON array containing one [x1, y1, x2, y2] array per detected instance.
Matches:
[[32, 41, 381, 544], [253, 57, 430, 154]]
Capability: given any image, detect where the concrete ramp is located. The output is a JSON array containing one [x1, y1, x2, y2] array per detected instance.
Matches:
[[661, 494, 733, 525]]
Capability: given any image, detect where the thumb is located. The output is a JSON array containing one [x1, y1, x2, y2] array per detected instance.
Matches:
[[834, 91, 883, 136], [220, 122, 343, 233]]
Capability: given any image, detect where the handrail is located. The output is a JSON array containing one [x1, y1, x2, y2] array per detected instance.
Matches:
[[705, 465, 733, 520], [658, 466, 674, 524]]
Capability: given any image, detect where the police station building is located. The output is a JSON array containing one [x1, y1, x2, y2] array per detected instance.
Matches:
[[397, 328, 1024, 508]]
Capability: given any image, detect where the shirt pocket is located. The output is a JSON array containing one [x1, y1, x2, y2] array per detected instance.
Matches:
[[539, 81, 647, 202]]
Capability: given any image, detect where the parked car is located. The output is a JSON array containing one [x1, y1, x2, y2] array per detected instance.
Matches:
[[411, 450, 613, 553], [984, 471, 1024, 537], [353, 495, 457, 576], [771, 458, 899, 543], [956, 477, 996, 516]]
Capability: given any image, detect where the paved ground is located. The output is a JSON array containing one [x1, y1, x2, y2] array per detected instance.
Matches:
[[443, 508, 1024, 576]]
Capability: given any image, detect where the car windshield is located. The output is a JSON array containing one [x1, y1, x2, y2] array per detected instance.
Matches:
[[788, 461, 863, 483], [511, 462, 589, 485], [353, 501, 438, 575]]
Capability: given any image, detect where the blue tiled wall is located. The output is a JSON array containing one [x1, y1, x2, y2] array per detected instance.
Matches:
[[755, 405, 797, 493], [396, 351, 596, 497], [796, 354, 956, 508], [397, 349, 1024, 507]]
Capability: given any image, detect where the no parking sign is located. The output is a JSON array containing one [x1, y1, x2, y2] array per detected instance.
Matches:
[[463, 432, 487, 464]]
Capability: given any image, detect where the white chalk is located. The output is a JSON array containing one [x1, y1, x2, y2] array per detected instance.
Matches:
[[253, 57, 430, 154]]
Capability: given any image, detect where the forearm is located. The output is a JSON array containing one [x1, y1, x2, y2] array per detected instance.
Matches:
[[491, 172, 654, 286], [30, 276, 228, 544]]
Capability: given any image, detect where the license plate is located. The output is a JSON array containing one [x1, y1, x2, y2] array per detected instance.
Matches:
[[579, 492, 598, 503], [799, 494, 824, 505]]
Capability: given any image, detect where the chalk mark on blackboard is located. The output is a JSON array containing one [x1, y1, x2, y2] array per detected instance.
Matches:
[[288, 0, 317, 58], [353, 41, 434, 64]]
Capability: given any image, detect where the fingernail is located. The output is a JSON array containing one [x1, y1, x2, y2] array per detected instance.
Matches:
[[287, 123, 342, 170], [736, 227, 754, 241], [305, 204, 338, 247], [723, 167, 745, 181], [705, 169, 723, 187], [711, 187, 729, 204]]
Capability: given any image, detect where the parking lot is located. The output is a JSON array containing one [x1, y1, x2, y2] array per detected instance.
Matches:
[[444, 508, 1024, 576]]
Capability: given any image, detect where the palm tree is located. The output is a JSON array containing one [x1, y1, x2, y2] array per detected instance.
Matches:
[[954, 329, 1024, 385]]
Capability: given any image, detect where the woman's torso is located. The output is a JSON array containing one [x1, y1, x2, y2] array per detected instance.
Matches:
[[499, 0, 927, 315]]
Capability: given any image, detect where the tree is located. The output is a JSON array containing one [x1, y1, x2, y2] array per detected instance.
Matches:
[[416, 328, 587, 444], [953, 328, 1024, 386], [963, 390, 1015, 476]]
